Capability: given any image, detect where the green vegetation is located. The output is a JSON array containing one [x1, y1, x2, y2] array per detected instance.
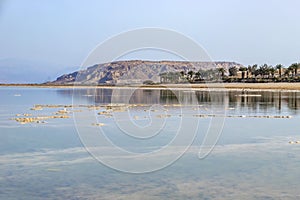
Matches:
[[159, 69, 222, 83], [159, 63, 300, 83]]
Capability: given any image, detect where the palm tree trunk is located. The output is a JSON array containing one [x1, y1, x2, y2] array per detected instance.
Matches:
[[279, 69, 281, 78]]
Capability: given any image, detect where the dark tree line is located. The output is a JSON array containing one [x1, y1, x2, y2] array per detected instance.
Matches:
[[158, 63, 300, 84], [226, 63, 300, 82], [159, 68, 223, 83]]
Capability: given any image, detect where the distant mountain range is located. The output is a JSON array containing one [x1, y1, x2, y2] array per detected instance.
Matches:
[[0, 58, 78, 84], [50, 60, 244, 85]]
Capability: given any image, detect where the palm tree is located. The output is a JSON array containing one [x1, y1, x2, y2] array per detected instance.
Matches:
[[194, 71, 202, 81], [248, 64, 258, 79], [228, 66, 238, 77], [284, 68, 292, 77], [269, 67, 276, 79], [247, 65, 252, 78], [217, 68, 226, 80], [289, 63, 299, 77], [187, 70, 194, 82], [180, 71, 185, 77], [275, 64, 283, 78], [239, 67, 247, 80], [259, 64, 270, 79]]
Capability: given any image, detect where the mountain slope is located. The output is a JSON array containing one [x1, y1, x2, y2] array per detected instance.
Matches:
[[50, 60, 244, 85]]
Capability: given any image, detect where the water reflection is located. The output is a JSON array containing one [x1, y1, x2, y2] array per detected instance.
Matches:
[[2, 87, 300, 199], [57, 89, 300, 115]]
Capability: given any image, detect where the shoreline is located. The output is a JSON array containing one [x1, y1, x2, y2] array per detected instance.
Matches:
[[2, 83, 300, 91]]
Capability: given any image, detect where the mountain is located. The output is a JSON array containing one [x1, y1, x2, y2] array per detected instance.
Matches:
[[0, 58, 78, 84], [49, 60, 244, 85]]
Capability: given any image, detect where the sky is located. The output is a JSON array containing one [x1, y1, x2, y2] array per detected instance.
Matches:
[[0, 0, 300, 83]]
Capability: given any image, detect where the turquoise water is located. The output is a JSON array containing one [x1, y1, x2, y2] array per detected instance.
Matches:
[[1, 87, 300, 199]]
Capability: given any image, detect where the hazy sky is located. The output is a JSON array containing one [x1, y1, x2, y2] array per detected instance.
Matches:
[[1, 0, 300, 74]]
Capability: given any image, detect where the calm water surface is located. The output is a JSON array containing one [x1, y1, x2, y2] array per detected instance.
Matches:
[[1, 87, 300, 199]]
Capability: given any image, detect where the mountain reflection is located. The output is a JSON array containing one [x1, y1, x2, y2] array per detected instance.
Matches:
[[57, 88, 300, 114]]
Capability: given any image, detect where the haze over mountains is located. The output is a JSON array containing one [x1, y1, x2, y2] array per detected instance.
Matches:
[[50, 60, 243, 85], [0, 58, 78, 84]]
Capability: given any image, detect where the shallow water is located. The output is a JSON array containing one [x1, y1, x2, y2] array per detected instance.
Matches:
[[1, 87, 300, 199]]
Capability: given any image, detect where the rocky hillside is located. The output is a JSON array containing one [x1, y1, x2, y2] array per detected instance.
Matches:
[[50, 60, 244, 85]]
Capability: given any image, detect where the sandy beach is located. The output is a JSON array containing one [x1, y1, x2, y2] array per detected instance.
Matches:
[[2, 82, 300, 91]]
